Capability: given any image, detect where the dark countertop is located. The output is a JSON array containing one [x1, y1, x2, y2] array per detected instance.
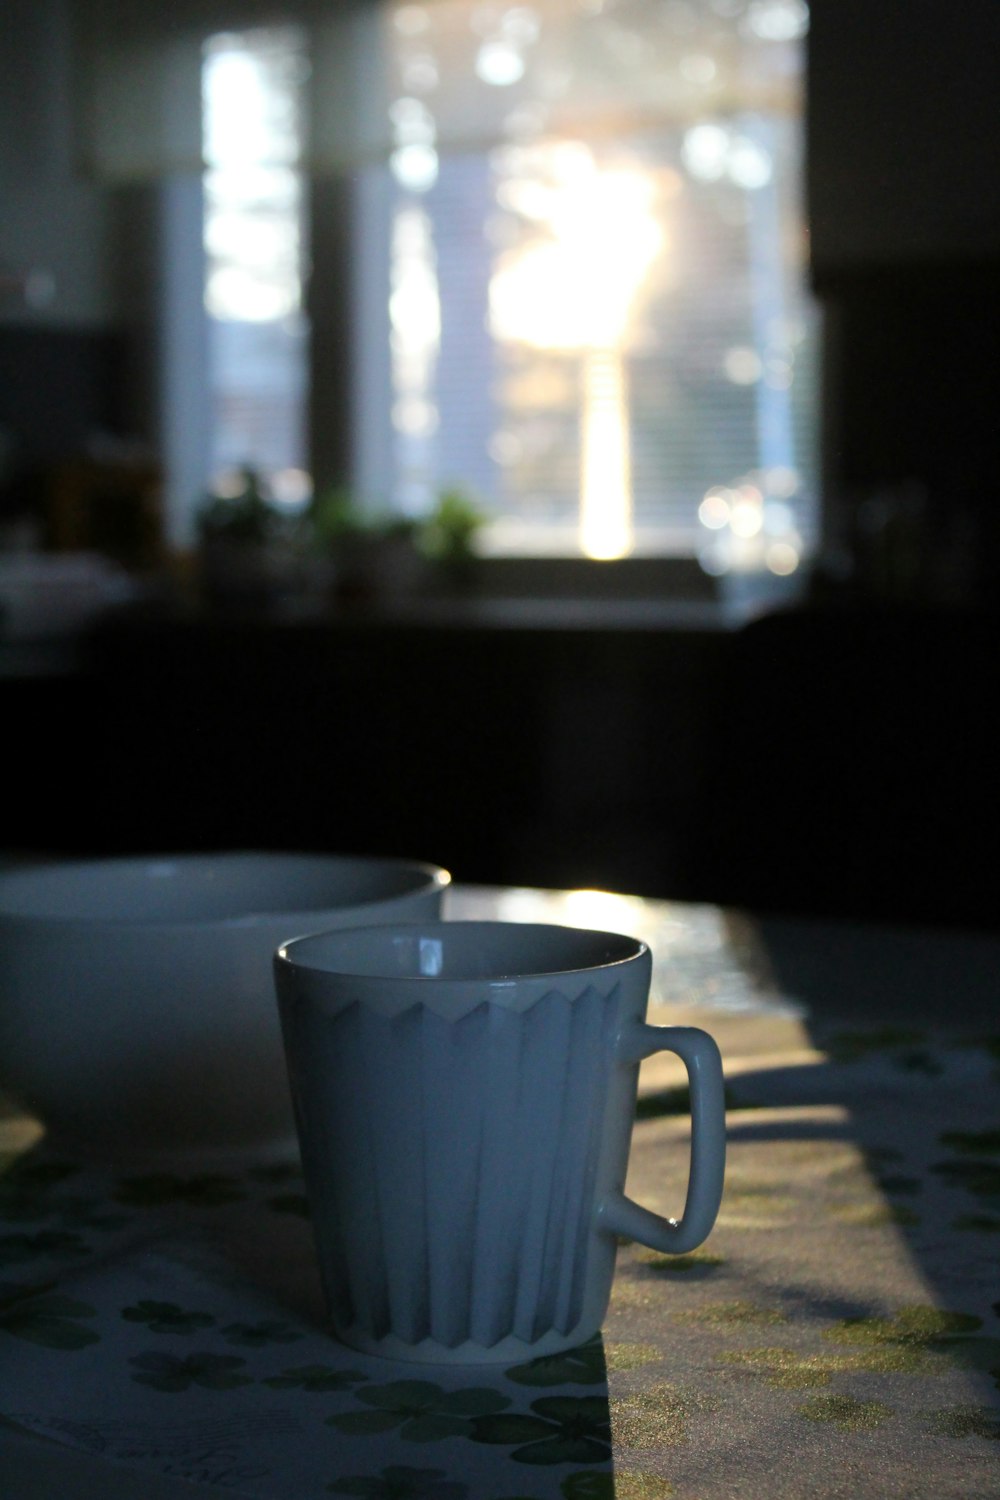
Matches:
[[5, 596, 998, 933]]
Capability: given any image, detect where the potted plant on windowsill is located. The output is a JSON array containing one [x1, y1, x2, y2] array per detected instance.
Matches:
[[305, 488, 425, 604], [416, 487, 485, 592], [297, 484, 487, 606], [196, 467, 298, 608]]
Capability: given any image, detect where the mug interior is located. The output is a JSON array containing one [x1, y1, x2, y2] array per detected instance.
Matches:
[[0, 853, 446, 925], [278, 921, 645, 982]]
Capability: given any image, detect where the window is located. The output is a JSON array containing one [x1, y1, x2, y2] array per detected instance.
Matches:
[[201, 27, 310, 508], [201, 2, 816, 573]]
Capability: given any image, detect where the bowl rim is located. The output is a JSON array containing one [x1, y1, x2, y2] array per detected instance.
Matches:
[[0, 850, 451, 930]]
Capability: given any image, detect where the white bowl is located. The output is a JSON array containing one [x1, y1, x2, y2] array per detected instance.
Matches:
[[0, 852, 449, 1158]]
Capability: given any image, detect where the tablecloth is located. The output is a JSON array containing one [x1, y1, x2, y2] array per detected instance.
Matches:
[[1, 886, 998, 1499]]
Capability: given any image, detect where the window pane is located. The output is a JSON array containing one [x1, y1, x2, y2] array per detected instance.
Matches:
[[202, 28, 310, 495], [354, 0, 817, 567]]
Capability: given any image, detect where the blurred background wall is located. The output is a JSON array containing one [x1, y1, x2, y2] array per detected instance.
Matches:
[[2, 0, 998, 932]]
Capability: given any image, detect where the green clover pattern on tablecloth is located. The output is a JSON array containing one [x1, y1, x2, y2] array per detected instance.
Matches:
[[505, 1335, 606, 1386], [221, 1319, 304, 1346], [122, 1299, 215, 1334], [3, 1022, 1000, 1498], [263, 1365, 370, 1392], [327, 1464, 468, 1498], [325, 1462, 620, 1499], [328, 1380, 511, 1442], [0, 1230, 90, 1266], [470, 1395, 612, 1465], [114, 1174, 247, 1207], [129, 1350, 255, 1391], [1, 1282, 99, 1349]]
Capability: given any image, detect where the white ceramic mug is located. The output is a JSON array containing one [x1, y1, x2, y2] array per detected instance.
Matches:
[[274, 920, 726, 1364]]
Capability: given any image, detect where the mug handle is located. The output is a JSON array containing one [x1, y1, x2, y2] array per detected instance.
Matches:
[[598, 1024, 726, 1255]]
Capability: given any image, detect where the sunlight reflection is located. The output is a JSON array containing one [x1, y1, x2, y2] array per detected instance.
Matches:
[[698, 470, 802, 576], [476, 40, 527, 86], [698, 488, 733, 530], [389, 205, 441, 510], [682, 121, 774, 191], [489, 147, 664, 559], [554, 887, 658, 936], [765, 539, 800, 575], [202, 30, 304, 324], [393, 6, 430, 38], [459, 886, 805, 1019], [580, 350, 632, 560], [489, 158, 663, 350]]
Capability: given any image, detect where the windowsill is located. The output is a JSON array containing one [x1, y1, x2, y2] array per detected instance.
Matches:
[[362, 553, 805, 628], [198, 550, 801, 632], [309, 593, 747, 633], [439, 554, 715, 601], [0, 551, 807, 680]]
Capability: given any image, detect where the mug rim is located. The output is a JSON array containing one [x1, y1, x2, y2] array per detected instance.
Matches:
[[275, 919, 649, 985]]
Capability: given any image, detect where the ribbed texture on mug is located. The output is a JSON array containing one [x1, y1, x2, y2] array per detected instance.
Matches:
[[293, 984, 619, 1350]]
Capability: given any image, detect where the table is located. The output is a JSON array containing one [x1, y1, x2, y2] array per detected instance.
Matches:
[[2, 885, 999, 1499]]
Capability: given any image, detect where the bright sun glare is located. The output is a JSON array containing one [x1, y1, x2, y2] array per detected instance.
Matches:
[[489, 149, 664, 559]]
